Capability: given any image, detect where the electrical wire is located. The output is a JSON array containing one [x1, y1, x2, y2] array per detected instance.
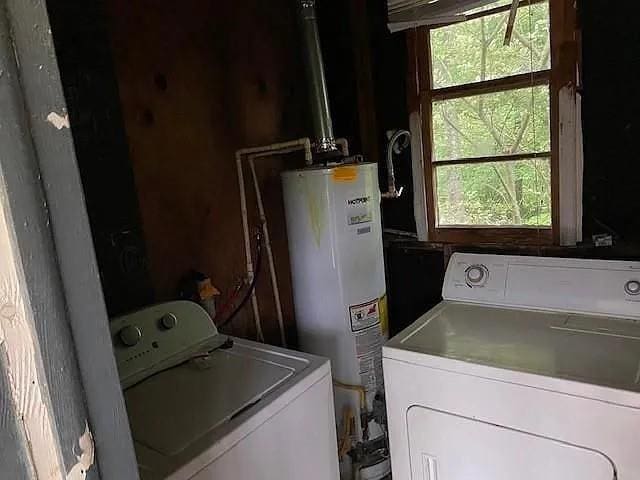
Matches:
[[216, 281, 244, 318], [216, 231, 263, 331]]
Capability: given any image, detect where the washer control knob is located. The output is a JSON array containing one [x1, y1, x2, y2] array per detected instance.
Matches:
[[624, 280, 640, 296], [465, 265, 488, 287], [160, 313, 178, 330], [119, 325, 142, 347]]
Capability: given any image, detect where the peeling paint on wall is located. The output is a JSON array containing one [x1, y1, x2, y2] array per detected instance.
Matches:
[[46, 111, 70, 130], [0, 194, 65, 480], [66, 423, 95, 480]]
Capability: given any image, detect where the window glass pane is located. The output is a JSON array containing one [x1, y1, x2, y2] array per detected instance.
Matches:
[[432, 85, 550, 162], [431, 2, 550, 89], [435, 158, 551, 226]]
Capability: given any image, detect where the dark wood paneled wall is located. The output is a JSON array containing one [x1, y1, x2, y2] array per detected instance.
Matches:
[[317, 0, 416, 232], [48, 0, 155, 316], [103, 0, 309, 341], [580, 0, 640, 242]]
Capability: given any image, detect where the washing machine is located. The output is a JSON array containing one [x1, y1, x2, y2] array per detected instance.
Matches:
[[384, 253, 640, 479], [110, 301, 340, 480]]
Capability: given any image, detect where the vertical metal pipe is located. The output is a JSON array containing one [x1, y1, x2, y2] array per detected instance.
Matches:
[[297, 0, 337, 153], [381, 129, 410, 199]]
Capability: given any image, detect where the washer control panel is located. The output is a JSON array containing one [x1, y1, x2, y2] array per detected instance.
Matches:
[[110, 301, 221, 388], [443, 253, 640, 319]]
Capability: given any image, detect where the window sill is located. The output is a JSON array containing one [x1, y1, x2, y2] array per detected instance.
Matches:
[[429, 227, 553, 245]]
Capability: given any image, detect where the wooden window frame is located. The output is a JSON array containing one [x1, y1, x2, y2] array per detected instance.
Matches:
[[408, 0, 574, 245]]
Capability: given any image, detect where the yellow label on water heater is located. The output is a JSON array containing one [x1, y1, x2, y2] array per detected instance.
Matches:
[[332, 165, 358, 183], [379, 295, 389, 336]]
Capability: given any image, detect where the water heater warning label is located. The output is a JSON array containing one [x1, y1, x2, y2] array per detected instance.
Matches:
[[350, 299, 380, 332], [356, 326, 384, 393], [351, 298, 388, 395]]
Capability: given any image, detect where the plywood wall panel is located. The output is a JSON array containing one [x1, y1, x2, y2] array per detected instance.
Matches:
[[105, 0, 308, 342]]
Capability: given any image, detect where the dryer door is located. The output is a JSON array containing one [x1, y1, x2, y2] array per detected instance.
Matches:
[[407, 407, 615, 480]]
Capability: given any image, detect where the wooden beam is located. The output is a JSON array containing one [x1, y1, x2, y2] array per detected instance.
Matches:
[[413, 0, 548, 30], [406, 30, 430, 240], [417, 28, 440, 244], [434, 151, 551, 166], [462, 0, 547, 23], [550, 0, 580, 245], [349, 0, 380, 166], [430, 70, 551, 100], [431, 227, 553, 244], [2, 0, 139, 478], [503, 0, 519, 45]]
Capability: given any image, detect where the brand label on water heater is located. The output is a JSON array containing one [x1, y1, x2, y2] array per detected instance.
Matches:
[[346, 196, 371, 206], [346, 195, 372, 226]]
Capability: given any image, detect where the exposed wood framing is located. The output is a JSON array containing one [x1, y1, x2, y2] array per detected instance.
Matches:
[[551, 0, 581, 245], [407, 30, 429, 240], [0, 5, 91, 478]]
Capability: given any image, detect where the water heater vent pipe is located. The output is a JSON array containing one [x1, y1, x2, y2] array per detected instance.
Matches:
[[297, 0, 338, 154]]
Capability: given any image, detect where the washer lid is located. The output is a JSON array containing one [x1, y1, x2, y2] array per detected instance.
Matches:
[[124, 345, 300, 456], [386, 301, 640, 397]]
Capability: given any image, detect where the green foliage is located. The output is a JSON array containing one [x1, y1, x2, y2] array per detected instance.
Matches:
[[436, 160, 551, 226], [429, 2, 551, 227], [431, 3, 550, 89], [432, 86, 550, 161]]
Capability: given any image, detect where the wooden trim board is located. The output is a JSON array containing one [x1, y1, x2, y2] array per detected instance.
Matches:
[[0, 1, 138, 478]]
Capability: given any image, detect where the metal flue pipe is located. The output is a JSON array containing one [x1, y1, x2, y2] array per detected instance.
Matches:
[[297, 0, 338, 154]]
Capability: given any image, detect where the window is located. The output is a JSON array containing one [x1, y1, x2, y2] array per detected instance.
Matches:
[[411, 0, 571, 244]]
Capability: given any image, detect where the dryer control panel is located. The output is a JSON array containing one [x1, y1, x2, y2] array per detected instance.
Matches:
[[443, 253, 640, 320]]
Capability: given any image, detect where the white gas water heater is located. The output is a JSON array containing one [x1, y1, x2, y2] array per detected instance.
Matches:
[[283, 163, 389, 478], [280, 2, 402, 478]]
